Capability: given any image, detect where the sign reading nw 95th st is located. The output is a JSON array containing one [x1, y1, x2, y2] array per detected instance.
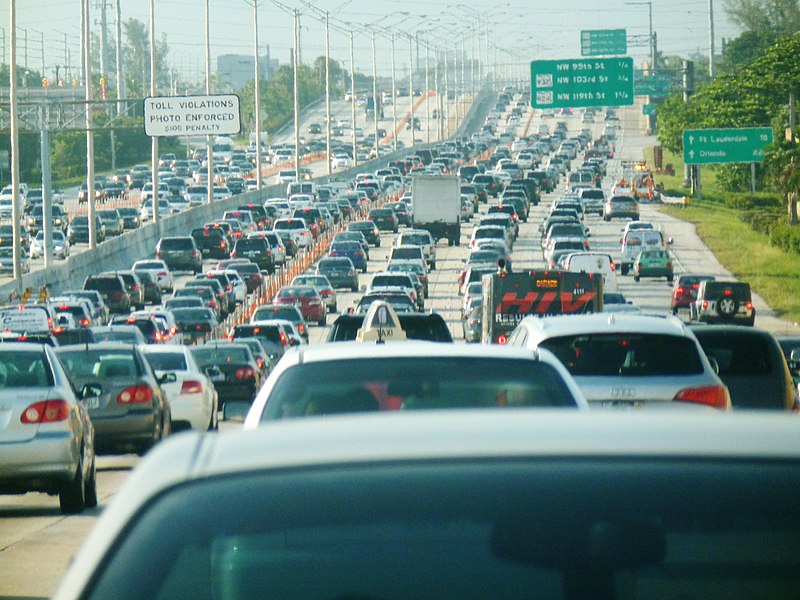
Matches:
[[531, 58, 634, 109], [144, 94, 241, 137], [683, 127, 773, 165]]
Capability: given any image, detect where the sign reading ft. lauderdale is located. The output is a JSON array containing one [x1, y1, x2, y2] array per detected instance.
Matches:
[[531, 58, 634, 109], [144, 94, 241, 137], [683, 127, 774, 165]]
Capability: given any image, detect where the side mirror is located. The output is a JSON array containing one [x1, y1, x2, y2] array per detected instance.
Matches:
[[668, 237, 674, 245], [706, 355, 720, 376], [80, 383, 102, 399], [158, 372, 177, 385]]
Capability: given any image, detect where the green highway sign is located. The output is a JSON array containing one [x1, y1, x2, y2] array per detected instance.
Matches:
[[643, 104, 657, 115], [635, 77, 672, 96], [580, 29, 627, 56], [683, 127, 774, 165], [531, 57, 634, 109]]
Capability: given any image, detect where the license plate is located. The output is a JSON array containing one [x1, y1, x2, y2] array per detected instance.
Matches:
[[602, 401, 644, 410]]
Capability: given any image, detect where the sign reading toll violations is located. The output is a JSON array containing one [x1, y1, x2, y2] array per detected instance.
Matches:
[[144, 94, 241, 137], [531, 58, 634, 109], [683, 127, 774, 165]]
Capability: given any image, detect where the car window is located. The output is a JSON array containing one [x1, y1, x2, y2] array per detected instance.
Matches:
[[262, 357, 577, 419], [145, 352, 188, 372], [0, 351, 53, 388], [57, 349, 143, 378], [695, 332, 772, 376], [540, 334, 705, 376]]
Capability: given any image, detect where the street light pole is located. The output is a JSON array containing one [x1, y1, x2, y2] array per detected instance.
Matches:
[[252, 0, 263, 189], [349, 29, 357, 167], [325, 10, 332, 175], [150, 0, 159, 226], [84, 0, 96, 250], [390, 32, 397, 152], [205, 0, 213, 205], [9, 0, 21, 286], [408, 33, 414, 150], [293, 8, 301, 183], [425, 37, 431, 144], [371, 29, 379, 159]]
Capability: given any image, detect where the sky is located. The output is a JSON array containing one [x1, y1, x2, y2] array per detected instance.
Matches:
[[2, 0, 742, 87]]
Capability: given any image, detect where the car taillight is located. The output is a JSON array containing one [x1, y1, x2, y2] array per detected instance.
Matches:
[[496, 334, 508, 345], [637, 263, 642, 270], [235, 367, 256, 379], [673, 385, 730, 410], [676, 286, 684, 294], [20, 399, 70, 424], [320, 289, 332, 296], [210, 300, 217, 308], [156, 251, 161, 259], [118, 385, 154, 404], [297, 323, 306, 334], [746, 301, 753, 310], [667, 261, 672, 270], [80, 317, 90, 326], [225, 284, 231, 291], [180, 380, 203, 394], [256, 356, 265, 369], [702, 300, 709, 309], [191, 249, 199, 257]]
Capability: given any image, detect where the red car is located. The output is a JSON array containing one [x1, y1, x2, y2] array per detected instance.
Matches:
[[273, 285, 327, 326], [671, 274, 716, 314]]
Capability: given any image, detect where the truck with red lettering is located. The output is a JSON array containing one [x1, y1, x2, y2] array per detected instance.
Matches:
[[480, 270, 603, 344]]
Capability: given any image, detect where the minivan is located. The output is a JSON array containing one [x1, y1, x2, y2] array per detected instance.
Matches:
[[563, 252, 618, 293], [620, 229, 665, 275]]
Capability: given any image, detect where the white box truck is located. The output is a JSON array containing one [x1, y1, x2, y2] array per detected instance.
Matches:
[[411, 174, 461, 246]]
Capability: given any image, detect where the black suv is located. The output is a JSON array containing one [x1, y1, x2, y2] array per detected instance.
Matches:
[[191, 227, 231, 259], [231, 237, 275, 273], [156, 236, 203, 273], [83, 274, 131, 314], [691, 280, 755, 326]]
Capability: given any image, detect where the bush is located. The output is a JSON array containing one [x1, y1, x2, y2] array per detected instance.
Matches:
[[739, 209, 783, 236], [769, 224, 800, 255]]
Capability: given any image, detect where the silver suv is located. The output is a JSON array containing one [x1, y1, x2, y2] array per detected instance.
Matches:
[[507, 313, 731, 410], [395, 231, 436, 270]]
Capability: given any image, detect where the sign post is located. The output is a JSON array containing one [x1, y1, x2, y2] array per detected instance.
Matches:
[[531, 57, 634, 109], [580, 29, 627, 57], [143, 94, 241, 137]]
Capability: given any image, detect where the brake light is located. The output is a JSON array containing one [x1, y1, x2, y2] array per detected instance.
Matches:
[[746, 301, 753, 310], [256, 356, 265, 369], [117, 386, 154, 404], [673, 385, 730, 410], [235, 367, 256, 379], [80, 317, 90, 326], [180, 380, 203, 395], [279, 331, 288, 346], [676, 286, 685, 295], [20, 399, 69, 423], [156, 251, 162, 259], [191, 249, 199, 257], [637, 263, 642, 270], [496, 334, 508, 345], [702, 300, 709, 309], [225, 284, 231, 291], [667, 261, 673, 270]]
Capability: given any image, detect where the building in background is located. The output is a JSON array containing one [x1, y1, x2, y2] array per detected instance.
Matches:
[[217, 48, 279, 92]]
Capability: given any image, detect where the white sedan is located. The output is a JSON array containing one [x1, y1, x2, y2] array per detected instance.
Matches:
[[132, 259, 174, 293], [331, 153, 352, 170], [141, 345, 218, 432], [29, 230, 70, 260]]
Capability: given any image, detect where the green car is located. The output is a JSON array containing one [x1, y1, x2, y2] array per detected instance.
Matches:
[[633, 249, 673, 283]]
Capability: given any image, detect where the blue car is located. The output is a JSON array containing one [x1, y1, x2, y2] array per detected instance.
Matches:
[[327, 241, 368, 273]]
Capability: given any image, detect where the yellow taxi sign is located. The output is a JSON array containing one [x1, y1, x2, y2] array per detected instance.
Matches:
[[356, 300, 407, 343]]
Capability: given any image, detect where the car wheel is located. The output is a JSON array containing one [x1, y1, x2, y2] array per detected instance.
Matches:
[[318, 316, 326, 326], [351, 285, 358, 292], [717, 297, 738, 316], [667, 275, 674, 284], [448, 239, 454, 247], [331, 304, 337, 313], [620, 264, 629, 276], [633, 275, 640, 282], [84, 456, 98, 509], [362, 266, 367, 274], [431, 262, 436, 271], [59, 462, 86, 514]]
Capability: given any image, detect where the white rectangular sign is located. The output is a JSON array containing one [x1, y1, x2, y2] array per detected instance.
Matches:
[[144, 94, 241, 137]]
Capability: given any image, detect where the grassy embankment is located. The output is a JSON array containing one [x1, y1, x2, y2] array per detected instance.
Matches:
[[646, 147, 800, 322]]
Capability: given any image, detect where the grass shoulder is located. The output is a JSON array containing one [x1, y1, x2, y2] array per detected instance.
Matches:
[[660, 203, 800, 322]]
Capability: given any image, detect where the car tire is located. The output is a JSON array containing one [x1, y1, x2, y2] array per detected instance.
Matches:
[[633, 275, 640, 282], [84, 456, 98, 509], [318, 316, 326, 326], [351, 285, 358, 292], [431, 262, 436, 271], [621, 264, 629, 276], [362, 266, 367, 274], [667, 275, 674, 284], [59, 462, 86, 514], [717, 297, 738, 316], [208, 402, 219, 431]]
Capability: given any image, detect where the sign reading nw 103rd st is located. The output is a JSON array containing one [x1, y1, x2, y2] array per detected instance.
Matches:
[[144, 94, 241, 137], [683, 127, 773, 165], [531, 58, 634, 109]]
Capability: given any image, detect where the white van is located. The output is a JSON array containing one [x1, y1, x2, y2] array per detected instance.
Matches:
[[286, 181, 317, 199], [563, 252, 618, 293], [620, 229, 665, 275]]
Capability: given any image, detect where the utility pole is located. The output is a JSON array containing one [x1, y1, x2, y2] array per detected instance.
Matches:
[[708, 0, 715, 77], [324, 10, 332, 175], [10, 0, 22, 287], [39, 105, 53, 269], [408, 33, 414, 150], [390, 33, 397, 153], [100, 0, 109, 84], [80, 1, 86, 82], [682, 60, 695, 192], [252, 0, 262, 189], [425, 37, 430, 144], [371, 29, 379, 159], [84, 0, 97, 250]]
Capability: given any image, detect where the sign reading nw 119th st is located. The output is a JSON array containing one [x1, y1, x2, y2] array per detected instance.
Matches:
[[144, 94, 241, 137], [683, 127, 773, 165], [531, 58, 634, 109]]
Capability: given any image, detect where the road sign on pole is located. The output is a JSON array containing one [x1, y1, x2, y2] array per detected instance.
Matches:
[[635, 77, 672, 96], [580, 29, 627, 56], [531, 57, 634, 109], [683, 127, 774, 165], [143, 94, 241, 137]]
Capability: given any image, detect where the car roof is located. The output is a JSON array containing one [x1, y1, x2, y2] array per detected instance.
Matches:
[[54, 410, 800, 597], [519, 313, 692, 339]]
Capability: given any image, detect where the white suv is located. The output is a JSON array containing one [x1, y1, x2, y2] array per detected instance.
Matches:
[[506, 313, 730, 411]]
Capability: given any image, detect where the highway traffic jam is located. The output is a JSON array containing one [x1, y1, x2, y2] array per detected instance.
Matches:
[[3, 85, 800, 600]]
